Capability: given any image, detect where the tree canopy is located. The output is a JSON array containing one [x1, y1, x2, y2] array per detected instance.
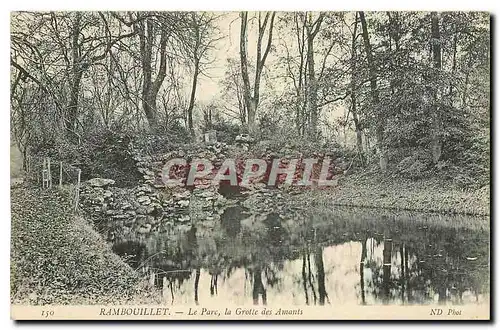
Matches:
[[10, 11, 490, 186]]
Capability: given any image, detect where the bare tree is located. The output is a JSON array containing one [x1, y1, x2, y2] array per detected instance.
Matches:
[[239, 11, 276, 134], [349, 13, 364, 160], [430, 12, 442, 164], [134, 13, 171, 130], [221, 57, 248, 125], [11, 12, 136, 138], [359, 11, 387, 172], [184, 12, 221, 136], [304, 12, 324, 139]]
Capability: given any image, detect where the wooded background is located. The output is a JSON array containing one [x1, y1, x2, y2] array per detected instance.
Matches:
[[10, 11, 490, 187]]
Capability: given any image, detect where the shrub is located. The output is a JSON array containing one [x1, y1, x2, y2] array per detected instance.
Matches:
[[396, 151, 432, 179], [202, 121, 242, 145]]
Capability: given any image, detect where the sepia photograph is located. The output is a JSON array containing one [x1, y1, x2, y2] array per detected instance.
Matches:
[[9, 10, 490, 320]]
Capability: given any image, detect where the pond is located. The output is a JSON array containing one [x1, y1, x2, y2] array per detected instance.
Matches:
[[111, 202, 490, 307]]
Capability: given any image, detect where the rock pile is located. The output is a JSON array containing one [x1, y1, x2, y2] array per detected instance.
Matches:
[[130, 142, 230, 189], [80, 139, 348, 241], [80, 179, 164, 236], [235, 134, 254, 151], [80, 173, 228, 239]]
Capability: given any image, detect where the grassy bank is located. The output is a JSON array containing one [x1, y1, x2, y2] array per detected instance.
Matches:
[[10, 187, 159, 305], [298, 172, 490, 216]]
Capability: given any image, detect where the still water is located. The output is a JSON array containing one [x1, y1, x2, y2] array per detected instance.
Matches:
[[111, 204, 490, 306]]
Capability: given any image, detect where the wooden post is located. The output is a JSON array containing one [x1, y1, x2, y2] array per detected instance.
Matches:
[[47, 157, 52, 189], [37, 157, 40, 187], [41, 159, 44, 189], [42, 157, 47, 189], [59, 161, 63, 188], [74, 169, 81, 212]]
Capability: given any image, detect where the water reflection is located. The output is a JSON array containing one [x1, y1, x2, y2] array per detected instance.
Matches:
[[111, 205, 489, 306]]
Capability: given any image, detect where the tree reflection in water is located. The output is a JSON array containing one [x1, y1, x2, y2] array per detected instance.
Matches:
[[110, 205, 489, 306], [360, 233, 368, 305], [252, 266, 267, 305]]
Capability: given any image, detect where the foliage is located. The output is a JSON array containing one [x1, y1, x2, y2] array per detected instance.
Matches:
[[396, 151, 432, 179], [10, 188, 142, 304], [210, 121, 242, 145], [10, 11, 490, 189]]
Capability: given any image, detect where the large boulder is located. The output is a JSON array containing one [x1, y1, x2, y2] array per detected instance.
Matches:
[[137, 196, 151, 205], [87, 178, 115, 187], [235, 134, 254, 144]]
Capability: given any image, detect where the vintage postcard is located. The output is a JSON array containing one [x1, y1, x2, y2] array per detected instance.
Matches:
[[10, 11, 490, 320]]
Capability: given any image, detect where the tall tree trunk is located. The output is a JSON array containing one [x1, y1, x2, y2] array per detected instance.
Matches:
[[449, 22, 458, 97], [65, 12, 82, 136], [239, 11, 275, 135], [430, 12, 442, 164], [142, 94, 158, 130], [350, 13, 364, 162], [187, 60, 199, 136], [304, 13, 323, 139], [296, 16, 307, 136], [139, 18, 156, 129], [461, 51, 475, 109], [137, 17, 168, 131], [292, 16, 306, 136], [246, 100, 257, 134], [67, 70, 83, 135], [359, 11, 387, 172], [239, 12, 254, 133], [306, 33, 318, 139]]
